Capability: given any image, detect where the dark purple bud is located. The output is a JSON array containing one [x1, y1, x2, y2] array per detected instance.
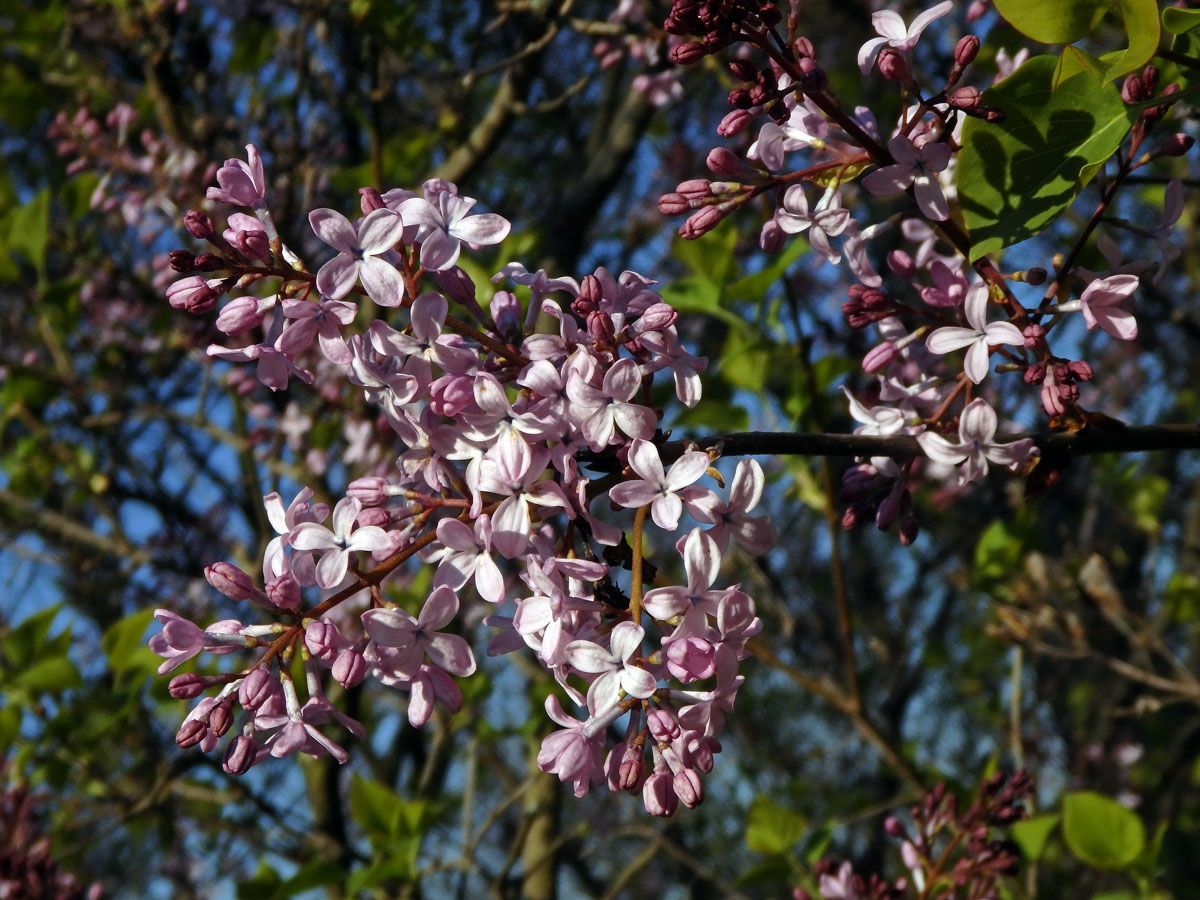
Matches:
[[878, 48, 909, 82], [797, 57, 827, 92], [1022, 323, 1044, 348], [238, 668, 276, 710], [333, 647, 367, 687], [949, 86, 981, 112], [860, 288, 888, 309], [169, 673, 207, 699], [842, 505, 862, 529], [1122, 74, 1147, 104], [223, 734, 258, 775], [876, 490, 901, 531], [717, 108, 754, 137], [265, 573, 301, 610], [184, 209, 215, 239], [759, 218, 786, 253], [618, 744, 645, 791], [670, 40, 708, 65], [205, 562, 256, 601], [884, 816, 906, 837], [578, 273, 602, 311], [170, 250, 197, 272], [193, 253, 225, 272], [234, 230, 271, 262], [955, 34, 981, 67], [1024, 266, 1047, 285], [1141, 65, 1160, 96], [728, 88, 753, 109], [748, 84, 768, 106], [176, 718, 207, 749], [359, 187, 385, 214], [705, 147, 744, 178], [898, 512, 919, 546], [679, 204, 727, 239], [674, 768, 704, 808], [1068, 359, 1094, 381], [588, 310, 616, 343], [437, 265, 477, 305], [728, 59, 757, 81], [1158, 133, 1194, 157]]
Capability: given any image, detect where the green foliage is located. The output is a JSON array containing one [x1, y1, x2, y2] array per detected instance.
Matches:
[[1012, 813, 1060, 861], [745, 794, 809, 856], [1062, 790, 1146, 869], [992, 0, 1107, 44], [958, 55, 1135, 260]]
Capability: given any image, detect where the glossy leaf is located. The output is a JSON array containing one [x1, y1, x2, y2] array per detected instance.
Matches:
[[1103, 0, 1161, 83], [1012, 814, 1060, 861], [746, 795, 808, 855], [1162, 6, 1200, 34], [993, 0, 1106, 43], [958, 55, 1135, 260]]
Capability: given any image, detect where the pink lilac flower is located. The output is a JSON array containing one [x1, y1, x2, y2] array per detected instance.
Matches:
[[773, 184, 851, 264], [563, 621, 657, 711], [308, 206, 407, 305], [1079, 273, 1139, 340], [925, 281, 1024, 383], [862, 135, 952, 221], [149, 610, 244, 674], [361, 585, 477, 681], [857, 1, 954, 75], [206, 144, 267, 207], [916, 398, 1038, 486], [609, 439, 710, 530], [684, 460, 775, 555], [398, 190, 510, 271], [288, 496, 392, 588]]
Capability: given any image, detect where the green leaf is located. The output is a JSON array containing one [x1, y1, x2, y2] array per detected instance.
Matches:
[[269, 860, 343, 899], [1062, 790, 1145, 869], [746, 795, 808, 855], [719, 330, 773, 392], [6, 188, 50, 273], [1104, 0, 1161, 83], [726, 237, 807, 304], [102, 608, 156, 675], [1162, 7, 1200, 34], [993, 0, 1106, 43], [12, 656, 82, 692], [1, 605, 62, 671], [1012, 814, 1060, 861], [958, 55, 1135, 261], [660, 275, 745, 329]]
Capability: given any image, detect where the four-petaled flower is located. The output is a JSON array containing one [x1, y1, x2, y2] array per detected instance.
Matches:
[[289, 497, 392, 588], [609, 439, 710, 530], [925, 281, 1024, 383], [563, 621, 658, 712], [857, 1, 954, 75], [399, 191, 510, 271], [862, 135, 952, 221], [309, 207, 407, 305], [916, 398, 1038, 486], [1080, 273, 1139, 341]]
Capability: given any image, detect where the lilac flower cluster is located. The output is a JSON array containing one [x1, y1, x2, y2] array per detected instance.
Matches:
[[154, 147, 775, 815], [658, 0, 1191, 541]]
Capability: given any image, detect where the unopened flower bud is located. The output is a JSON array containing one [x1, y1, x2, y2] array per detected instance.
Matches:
[[223, 734, 258, 775], [676, 178, 712, 199], [1023, 363, 1045, 384], [670, 40, 707, 65], [265, 573, 301, 610], [759, 218, 786, 253], [1022, 323, 1044, 348], [705, 147, 744, 178], [728, 87, 753, 109], [588, 310, 616, 343], [169, 672, 207, 699], [966, 0, 988, 21], [658, 192, 690, 215], [636, 302, 678, 333], [578, 273, 602, 310], [205, 561, 256, 600], [209, 702, 233, 737], [1068, 359, 1094, 381], [794, 36, 815, 58], [359, 186, 385, 214], [1157, 133, 1194, 157], [860, 288, 888, 309], [717, 108, 754, 137], [233, 229, 271, 262], [984, 108, 1007, 123], [436, 265, 476, 305], [797, 57, 827, 91], [878, 48, 909, 82], [884, 816, 906, 837], [1024, 266, 1047, 285], [876, 489, 901, 531], [954, 34, 981, 68], [348, 476, 389, 506], [862, 341, 897, 373], [647, 708, 681, 743], [215, 295, 265, 335], [305, 619, 344, 662], [887, 249, 915, 278], [238, 668, 276, 710], [674, 768, 704, 808], [184, 209, 215, 239], [356, 507, 390, 528], [490, 290, 521, 337], [729, 59, 758, 81], [1122, 74, 1147, 104], [643, 772, 678, 817], [949, 86, 981, 112], [1141, 65, 1160, 97], [194, 252, 225, 271], [898, 512, 919, 546], [842, 505, 862, 529], [175, 719, 207, 749], [170, 250, 197, 272], [430, 373, 475, 417], [679, 204, 727, 239], [166, 275, 220, 314], [333, 647, 367, 687]]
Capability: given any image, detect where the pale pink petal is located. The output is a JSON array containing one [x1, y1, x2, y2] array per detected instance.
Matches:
[[962, 339, 990, 383], [926, 326, 979, 354], [358, 257, 405, 307], [316, 254, 360, 300], [609, 622, 644, 661], [427, 634, 476, 676], [664, 451, 710, 491], [958, 399, 998, 444], [608, 481, 659, 508], [450, 213, 510, 245], [419, 585, 460, 631], [916, 431, 968, 466], [651, 493, 684, 530], [356, 208, 406, 253], [308, 208, 356, 252]]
